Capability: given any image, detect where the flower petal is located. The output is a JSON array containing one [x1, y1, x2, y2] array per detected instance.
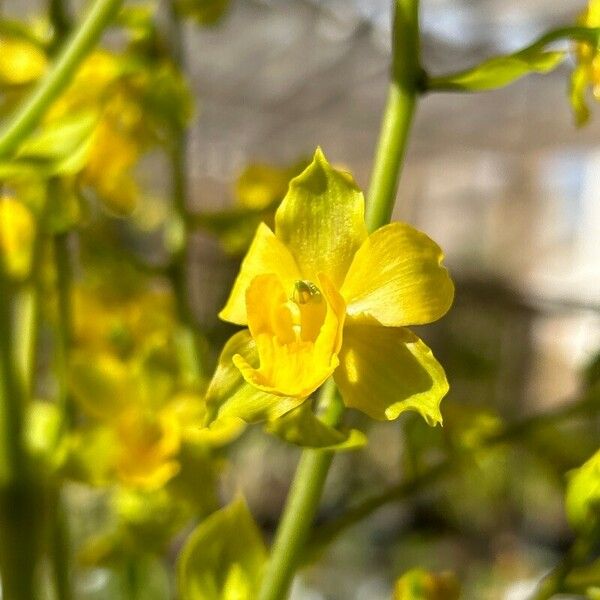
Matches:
[[205, 330, 303, 423], [334, 322, 448, 424], [219, 222, 301, 325], [275, 148, 368, 288], [340, 222, 454, 327], [233, 273, 345, 398]]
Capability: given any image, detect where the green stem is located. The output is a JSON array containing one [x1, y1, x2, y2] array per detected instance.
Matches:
[[53, 228, 74, 423], [0, 0, 123, 159], [0, 264, 38, 600], [257, 2, 421, 598], [257, 380, 343, 600], [366, 0, 421, 232], [164, 1, 208, 382]]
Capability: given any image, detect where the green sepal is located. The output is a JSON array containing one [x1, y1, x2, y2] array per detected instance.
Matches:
[[177, 497, 267, 600], [275, 147, 367, 288], [265, 403, 367, 450], [204, 330, 304, 424]]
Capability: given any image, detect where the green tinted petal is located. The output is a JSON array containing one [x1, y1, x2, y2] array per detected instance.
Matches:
[[177, 497, 266, 600], [205, 330, 304, 424], [334, 323, 448, 424], [275, 148, 367, 288], [265, 403, 366, 450]]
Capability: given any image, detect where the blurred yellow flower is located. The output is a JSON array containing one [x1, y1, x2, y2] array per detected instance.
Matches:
[[571, 0, 600, 125], [393, 569, 460, 600], [0, 36, 47, 86], [115, 406, 182, 489], [67, 283, 240, 489], [0, 195, 35, 279], [45, 51, 146, 214], [216, 148, 454, 424]]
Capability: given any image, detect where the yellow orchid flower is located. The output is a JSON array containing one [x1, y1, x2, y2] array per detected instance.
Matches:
[[571, 0, 600, 125], [211, 148, 453, 425]]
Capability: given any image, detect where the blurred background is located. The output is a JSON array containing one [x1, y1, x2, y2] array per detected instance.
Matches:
[[2, 0, 600, 598]]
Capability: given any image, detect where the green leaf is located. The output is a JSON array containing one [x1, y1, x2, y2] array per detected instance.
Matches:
[[265, 403, 367, 450], [205, 330, 304, 424], [565, 449, 600, 534], [427, 25, 600, 93], [428, 51, 565, 92], [177, 498, 267, 600]]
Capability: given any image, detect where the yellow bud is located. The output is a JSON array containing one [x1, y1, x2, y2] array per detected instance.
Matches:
[[0, 197, 36, 279], [0, 37, 47, 85]]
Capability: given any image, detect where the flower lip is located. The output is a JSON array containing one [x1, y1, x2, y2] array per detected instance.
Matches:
[[232, 272, 345, 398]]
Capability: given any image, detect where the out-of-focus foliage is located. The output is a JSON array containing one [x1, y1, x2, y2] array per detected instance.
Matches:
[[566, 449, 600, 534], [177, 498, 267, 600], [175, 0, 230, 26], [195, 159, 308, 255]]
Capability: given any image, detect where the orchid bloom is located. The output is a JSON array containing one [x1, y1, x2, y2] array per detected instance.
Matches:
[[208, 149, 454, 426]]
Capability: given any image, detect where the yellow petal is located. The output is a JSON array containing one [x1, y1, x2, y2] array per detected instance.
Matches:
[[205, 330, 303, 423], [334, 322, 448, 424], [233, 273, 345, 398], [340, 222, 454, 327], [275, 148, 368, 288], [0, 196, 35, 279], [219, 222, 301, 325], [0, 37, 47, 86]]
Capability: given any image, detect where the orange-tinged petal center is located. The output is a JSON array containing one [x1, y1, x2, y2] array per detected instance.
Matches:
[[233, 273, 345, 398]]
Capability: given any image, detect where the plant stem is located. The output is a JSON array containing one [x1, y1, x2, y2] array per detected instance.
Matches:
[[0, 268, 38, 600], [257, 3, 421, 599], [257, 380, 343, 600], [164, 1, 209, 382], [366, 0, 422, 232], [0, 0, 123, 159]]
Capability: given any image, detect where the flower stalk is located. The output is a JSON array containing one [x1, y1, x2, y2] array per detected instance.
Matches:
[[257, 1, 422, 599]]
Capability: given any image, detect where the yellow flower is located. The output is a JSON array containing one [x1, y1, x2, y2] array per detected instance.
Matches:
[[212, 149, 453, 425], [0, 196, 36, 279], [571, 0, 600, 125], [393, 569, 460, 600], [114, 406, 182, 490], [0, 36, 47, 86]]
